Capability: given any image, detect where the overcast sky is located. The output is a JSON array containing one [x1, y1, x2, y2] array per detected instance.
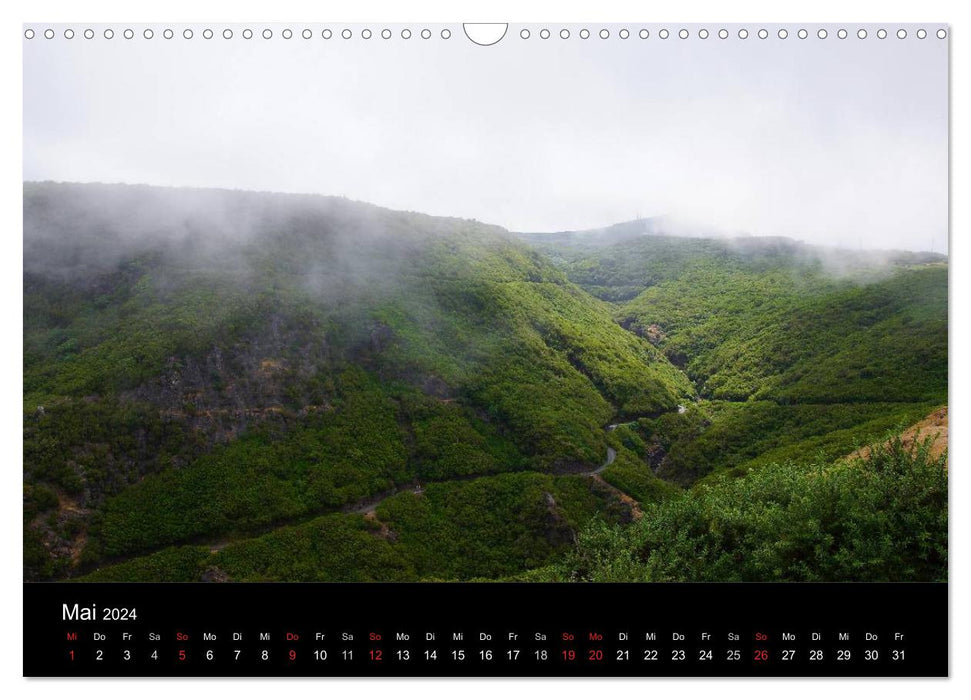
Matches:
[[23, 23, 948, 251]]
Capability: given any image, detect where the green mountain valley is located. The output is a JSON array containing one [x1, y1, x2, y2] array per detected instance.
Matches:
[[23, 183, 948, 583]]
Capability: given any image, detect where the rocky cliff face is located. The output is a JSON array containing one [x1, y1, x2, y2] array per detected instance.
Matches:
[[122, 313, 335, 445]]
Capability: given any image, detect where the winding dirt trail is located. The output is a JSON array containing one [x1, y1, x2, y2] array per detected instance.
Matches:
[[588, 446, 617, 475], [205, 440, 621, 552], [192, 418, 632, 557], [347, 437, 618, 521]]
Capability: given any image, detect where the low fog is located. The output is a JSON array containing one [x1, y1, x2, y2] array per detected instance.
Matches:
[[23, 23, 948, 252], [522, 214, 947, 273], [23, 182, 506, 300]]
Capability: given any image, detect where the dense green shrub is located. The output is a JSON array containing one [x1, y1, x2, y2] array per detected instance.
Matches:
[[376, 472, 609, 579], [211, 514, 416, 582], [559, 438, 947, 582], [80, 546, 210, 582]]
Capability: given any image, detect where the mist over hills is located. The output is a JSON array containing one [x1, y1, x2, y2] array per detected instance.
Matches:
[[23, 182, 947, 583], [518, 214, 946, 268]]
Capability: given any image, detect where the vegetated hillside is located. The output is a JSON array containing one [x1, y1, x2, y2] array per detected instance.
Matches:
[[534, 434, 947, 583], [24, 187, 948, 583], [526, 227, 947, 486], [23, 182, 690, 580]]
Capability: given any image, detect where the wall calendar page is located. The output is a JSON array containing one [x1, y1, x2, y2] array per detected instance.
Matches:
[[20, 15, 949, 681]]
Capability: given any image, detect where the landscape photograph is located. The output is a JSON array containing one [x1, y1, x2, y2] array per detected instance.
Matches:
[[23, 25, 948, 584]]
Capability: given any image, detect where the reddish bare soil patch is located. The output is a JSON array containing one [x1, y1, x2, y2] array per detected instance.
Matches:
[[591, 474, 643, 520], [846, 406, 948, 466]]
